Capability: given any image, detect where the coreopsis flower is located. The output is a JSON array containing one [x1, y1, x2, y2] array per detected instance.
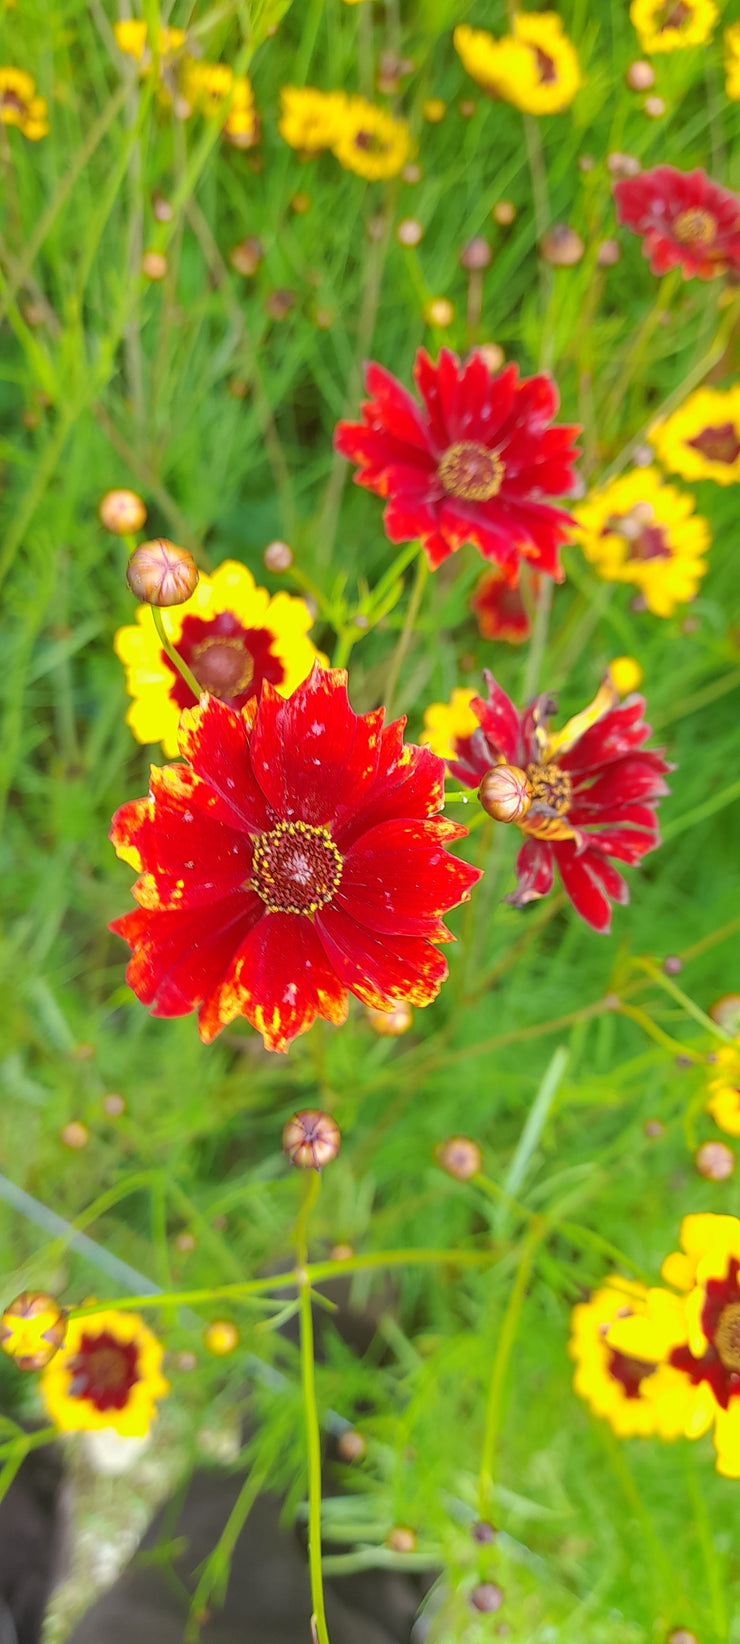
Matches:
[[334, 349, 580, 581], [181, 60, 234, 116], [571, 468, 710, 617], [607, 1215, 740, 1476], [649, 387, 740, 486], [331, 96, 412, 180], [223, 76, 260, 148], [110, 667, 480, 1052], [40, 1308, 169, 1437], [569, 1279, 686, 1438], [114, 559, 323, 757], [423, 671, 670, 932], [453, 14, 582, 115], [113, 20, 186, 66], [630, 0, 717, 54], [1, 1292, 66, 1371], [471, 567, 533, 644], [0, 67, 49, 140], [278, 86, 347, 154], [705, 1043, 740, 1137], [725, 24, 740, 100], [613, 165, 740, 281]]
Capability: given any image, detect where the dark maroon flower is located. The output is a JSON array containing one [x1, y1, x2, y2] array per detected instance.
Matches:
[[613, 165, 740, 281]]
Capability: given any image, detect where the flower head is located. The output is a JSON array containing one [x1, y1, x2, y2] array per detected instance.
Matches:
[[335, 349, 579, 581], [181, 59, 235, 116], [426, 670, 670, 932], [454, 14, 582, 115], [571, 468, 710, 617], [40, 1308, 169, 1437], [630, 0, 717, 55], [649, 386, 740, 486], [278, 86, 347, 153], [331, 96, 412, 179], [125, 539, 199, 607], [0, 67, 49, 140], [569, 1278, 686, 1438], [705, 1043, 740, 1137], [471, 567, 533, 644], [725, 24, 740, 100], [115, 559, 323, 757], [1, 1293, 66, 1371], [114, 20, 186, 70], [613, 165, 740, 281], [110, 667, 481, 1052]]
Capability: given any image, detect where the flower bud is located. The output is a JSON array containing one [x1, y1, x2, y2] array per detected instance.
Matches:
[[643, 95, 666, 118], [283, 1109, 341, 1170], [330, 1243, 354, 1261], [203, 1319, 240, 1356], [492, 200, 516, 225], [174, 1231, 196, 1253], [425, 297, 454, 327], [0, 1292, 66, 1370], [102, 1093, 126, 1117], [422, 98, 446, 123], [337, 1429, 367, 1462], [667, 1632, 698, 1644], [435, 1135, 482, 1181], [402, 162, 422, 184], [141, 250, 167, 281], [709, 994, 740, 1034], [386, 1525, 417, 1553], [61, 1120, 89, 1149], [479, 763, 532, 824], [607, 152, 640, 178], [290, 191, 311, 214], [265, 288, 297, 320], [695, 1141, 735, 1181], [540, 224, 585, 266], [644, 1117, 665, 1138], [626, 60, 654, 91], [396, 217, 424, 247], [471, 1519, 496, 1544], [578, 155, 595, 173], [229, 235, 264, 275], [126, 539, 199, 606], [263, 539, 294, 573], [471, 1583, 504, 1613], [365, 1001, 413, 1037], [459, 98, 477, 118], [99, 488, 147, 536], [228, 376, 249, 399], [609, 655, 643, 695], [314, 307, 333, 330], [152, 192, 174, 222], [176, 1350, 198, 1371], [366, 214, 388, 241], [597, 238, 621, 267], [460, 236, 492, 271], [662, 955, 682, 976], [478, 343, 505, 372]]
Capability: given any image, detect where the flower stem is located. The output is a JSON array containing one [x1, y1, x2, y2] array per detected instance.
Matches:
[[617, 1001, 704, 1063], [601, 270, 681, 432], [478, 1219, 542, 1520], [634, 957, 734, 1043], [296, 1172, 330, 1644], [150, 606, 202, 701], [383, 550, 428, 716], [520, 573, 553, 701]]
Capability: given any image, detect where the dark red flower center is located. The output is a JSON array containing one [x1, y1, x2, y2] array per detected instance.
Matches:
[[67, 1330, 140, 1412], [526, 762, 572, 816], [607, 1348, 656, 1399], [438, 442, 504, 502], [627, 523, 672, 562], [673, 208, 716, 247], [687, 422, 740, 465], [657, 0, 691, 29], [1, 89, 28, 116], [533, 46, 558, 84], [161, 612, 285, 714], [191, 637, 254, 699], [354, 128, 389, 155], [250, 820, 343, 916], [715, 1302, 740, 1372], [670, 1258, 740, 1409]]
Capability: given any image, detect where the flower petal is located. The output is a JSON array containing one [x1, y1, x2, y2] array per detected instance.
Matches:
[[314, 902, 447, 1009], [335, 721, 446, 847], [111, 766, 253, 911], [558, 699, 652, 773], [505, 836, 554, 907], [471, 671, 521, 765], [199, 910, 348, 1051], [250, 667, 383, 829], [552, 840, 613, 932], [110, 894, 262, 1017], [177, 695, 276, 832], [338, 816, 480, 939]]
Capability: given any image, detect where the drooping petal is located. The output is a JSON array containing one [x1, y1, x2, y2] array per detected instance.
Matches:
[[470, 671, 522, 764], [552, 841, 613, 933], [314, 902, 448, 1010], [505, 836, 554, 907]]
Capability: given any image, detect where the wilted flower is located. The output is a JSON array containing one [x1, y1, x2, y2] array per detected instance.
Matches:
[[614, 165, 740, 280], [0, 67, 49, 140], [125, 539, 199, 608], [571, 468, 710, 616], [630, 0, 717, 54], [1, 1293, 67, 1371], [99, 489, 147, 536], [40, 1308, 169, 1437], [649, 386, 740, 485], [283, 1109, 341, 1169]]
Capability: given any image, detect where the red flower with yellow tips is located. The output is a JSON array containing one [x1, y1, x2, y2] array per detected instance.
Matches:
[[470, 566, 534, 645], [110, 667, 480, 1052], [334, 349, 580, 582], [614, 165, 740, 280]]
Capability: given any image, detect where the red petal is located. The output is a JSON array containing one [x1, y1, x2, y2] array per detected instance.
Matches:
[[552, 841, 613, 933], [583, 825, 659, 864], [111, 767, 253, 911], [335, 722, 446, 848], [505, 837, 554, 907], [362, 361, 433, 452], [558, 700, 652, 773], [199, 911, 348, 1052], [262, 666, 383, 829], [413, 347, 453, 449], [571, 757, 670, 813], [110, 894, 262, 1016], [177, 696, 276, 832], [314, 902, 447, 1010], [337, 817, 480, 939], [586, 854, 630, 906], [471, 671, 521, 765]]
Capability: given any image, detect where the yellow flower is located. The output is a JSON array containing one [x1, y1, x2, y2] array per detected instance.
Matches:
[[113, 20, 187, 64], [224, 75, 259, 147], [568, 1278, 686, 1439], [609, 1215, 740, 1477], [630, 0, 717, 54], [454, 14, 582, 115], [278, 86, 347, 154], [609, 655, 644, 695], [331, 96, 412, 180], [705, 1043, 740, 1137], [0, 66, 49, 139], [181, 60, 234, 116], [115, 559, 324, 757], [649, 386, 740, 486], [725, 23, 740, 99], [571, 468, 710, 618], [40, 1308, 169, 1438], [0, 1292, 66, 1371], [422, 688, 478, 761]]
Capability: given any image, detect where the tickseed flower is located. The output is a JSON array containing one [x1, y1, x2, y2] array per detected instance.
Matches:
[[630, 0, 717, 55], [571, 468, 710, 617], [331, 96, 412, 180], [649, 387, 740, 486], [176, 61, 260, 146], [40, 1308, 169, 1437], [115, 559, 322, 758], [278, 86, 347, 154], [335, 349, 580, 581], [113, 20, 186, 67], [110, 667, 481, 1052], [607, 1215, 740, 1476], [1, 1292, 66, 1371], [471, 569, 532, 645], [422, 688, 478, 771], [569, 1279, 687, 1438], [453, 14, 582, 115], [426, 670, 670, 932], [613, 165, 740, 281], [0, 67, 49, 139], [705, 1043, 740, 1137], [725, 24, 740, 100]]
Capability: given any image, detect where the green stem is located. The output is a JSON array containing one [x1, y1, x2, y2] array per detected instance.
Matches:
[[150, 606, 202, 700], [635, 958, 734, 1042], [478, 1219, 541, 1520], [520, 573, 553, 701], [601, 270, 681, 431], [617, 1001, 704, 1063], [296, 1173, 330, 1644], [383, 552, 428, 716]]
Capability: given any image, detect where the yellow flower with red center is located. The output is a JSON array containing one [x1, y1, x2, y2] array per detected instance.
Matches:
[[331, 97, 412, 180], [725, 24, 740, 99], [115, 559, 324, 758], [649, 386, 740, 486], [422, 689, 478, 762], [181, 62, 259, 147], [278, 86, 348, 154], [40, 1308, 169, 1437], [571, 468, 710, 617], [569, 1278, 687, 1439], [705, 1043, 740, 1137], [453, 14, 582, 115], [630, 0, 717, 54], [0, 67, 49, 140]]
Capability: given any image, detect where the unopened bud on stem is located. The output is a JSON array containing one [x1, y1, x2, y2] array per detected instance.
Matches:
[[99, 489, 147, 536], [479, 764, 532, 824], [283, 1109, 341, 1170], [126, 539, 199, 606]]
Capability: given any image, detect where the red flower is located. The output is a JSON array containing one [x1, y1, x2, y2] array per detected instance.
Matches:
[[334, 348, 580, 582], [613, 166, 740, 281], [444, 671, 671, 933], [470, 567, 535, 645], [109, 667, 481, 1052]]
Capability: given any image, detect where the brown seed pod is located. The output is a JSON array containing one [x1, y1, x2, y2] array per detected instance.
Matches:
[[479, 764, 532, 824], [434, 1136, 482, 1181], [99, 488, 147, 536], [126, 539, 199, 607], [282, 1109, 341, 1170]]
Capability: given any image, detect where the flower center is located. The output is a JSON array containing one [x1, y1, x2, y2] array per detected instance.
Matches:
[[1, 90, 28, 116], [67, 1330, 140, 1412], [687, 422, 740, 465], [673, 208, 716, 247], [714, 1302, 740, 1372], [354, 128, 387, 154], [191, 637, 254, 699], [533, 46, 558, 84], [607, 1348, 656, 1399], [526, 762, 572, 816], [250, 820, 343, 916], [628, 524, 672, 562], [657, 0, 691, 28], [438, 442, 504, 503]]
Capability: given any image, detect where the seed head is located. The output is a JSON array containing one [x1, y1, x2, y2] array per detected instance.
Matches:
[[426, 297, 454, 327], [0, 1292, 67, 1371], [263, 539, 294, 573], [365, 1001, 413, 1037], [435, 1135, 482, 1181], [283, 1109, 341, 1170], [203, 1319, 240, 1356], [229, 236, 264, 276], [126, 539, 199, 606], [460, 236, 492, 271], [386, 1525, 417, 1553], [626, 60, 655, 91], [471, 1583, 504, 1613], [60, 1120, 89, 1149], [479, 764, 532, 824], [540, 224, 585, 267], [696, 1141, 735, 1182], [597, 238, 621, 267], [99, 488, 147, 536], [338, 1429, 367, 1462], [141, 250, 168, 281], [710, 994, 740, 1035], [396, 217, 424, 247], [492, 200, 516, 225]]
